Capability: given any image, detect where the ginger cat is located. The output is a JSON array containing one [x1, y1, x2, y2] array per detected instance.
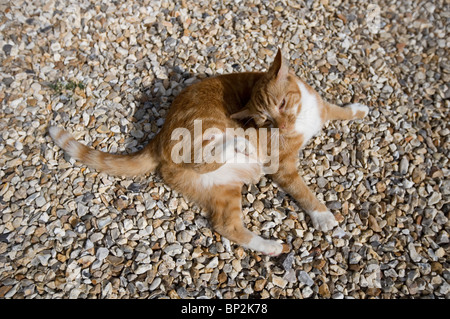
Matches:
[[49, 49, 369, 256]]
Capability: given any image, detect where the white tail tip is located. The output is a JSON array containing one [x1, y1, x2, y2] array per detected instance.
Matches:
[[48, 126, 72, 150], [49, 126, 63, 140]]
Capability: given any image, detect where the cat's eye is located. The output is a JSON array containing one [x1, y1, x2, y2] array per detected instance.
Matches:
[[279, 98, 286, 111]]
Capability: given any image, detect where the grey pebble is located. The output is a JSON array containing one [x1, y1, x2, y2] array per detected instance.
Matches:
[[298, 271, 314, 287], [96, 247, 109, 261], [399, 157, 409, 175]]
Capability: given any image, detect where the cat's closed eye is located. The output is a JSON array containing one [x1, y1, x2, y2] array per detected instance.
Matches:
[[279, 98, 286, 111]]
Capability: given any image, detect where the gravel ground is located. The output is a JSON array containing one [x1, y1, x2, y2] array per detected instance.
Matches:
[[0, 0, 449, 299]]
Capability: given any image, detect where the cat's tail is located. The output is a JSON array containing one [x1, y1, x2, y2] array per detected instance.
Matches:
[[48, 126, 159, 177]]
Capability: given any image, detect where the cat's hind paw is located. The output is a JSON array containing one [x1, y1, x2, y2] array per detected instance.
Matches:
[[309, 210, 338, 232], [246, 235, 286, 256], [348, 103, 369, 119]]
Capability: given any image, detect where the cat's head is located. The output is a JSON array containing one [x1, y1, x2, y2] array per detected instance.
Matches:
[[231, 48, 302, 133]]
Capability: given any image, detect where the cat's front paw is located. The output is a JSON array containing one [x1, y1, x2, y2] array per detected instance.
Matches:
[[246, 235, 287, 256], [308, 210, 338, 232], [348, 103, 369, 119]]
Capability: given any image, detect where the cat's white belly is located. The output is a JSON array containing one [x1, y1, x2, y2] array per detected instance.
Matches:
[[198, 134, 262, 187], [198, 161, 261, 187], [295, 81, 323, 146]]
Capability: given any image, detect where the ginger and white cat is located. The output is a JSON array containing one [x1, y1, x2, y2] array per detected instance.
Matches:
[[50, 49, 369, 256]]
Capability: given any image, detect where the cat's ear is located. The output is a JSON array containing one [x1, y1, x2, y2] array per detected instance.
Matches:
[[267, 48, 288, 82], [230, 108, 252, 120]]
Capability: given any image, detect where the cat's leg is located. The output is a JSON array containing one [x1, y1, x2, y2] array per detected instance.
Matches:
[[270, 157, 338, 232], [160, 163, 286, 255], [208, 185, 286, 256], [323, 102, 369, 121]]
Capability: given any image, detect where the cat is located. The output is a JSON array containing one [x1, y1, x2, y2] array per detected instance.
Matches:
[[49, 48, 369, 256]]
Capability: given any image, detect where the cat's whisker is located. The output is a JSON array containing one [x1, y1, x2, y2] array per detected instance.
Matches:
[[242, 117, 253, 127]]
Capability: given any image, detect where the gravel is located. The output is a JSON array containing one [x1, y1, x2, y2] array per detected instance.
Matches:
[[0, 0, 449, 299]]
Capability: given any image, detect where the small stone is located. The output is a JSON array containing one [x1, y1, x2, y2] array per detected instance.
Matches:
[[282, 251, 295, 271], [90, 232, 104, 243], [376, 181, 387, 193], [284, 269, 297, 283], [97, 216, 112, 228], [438, 281, 450, 295], [128, 183, 141, 192], [428, 193, 441, 206], [114, 198, 128, 211], [149, 277, 161, 291], [332, 226, 347, 238], [386, 212, 397, 226], [349, 252, 362, 264], [414, 71, 426, 83], [106, 255, 124, 266], [35, 196, 46, 208], [131, 130, 144, 138], [318, 283, 331, 298], [77, 203, 89, 217], [96, 247, 109, 261], [156, 118, 165, 126], [332, 292, 344, 299], [10, 98, 23, 108], [368, 215, 382, 232], [408, 243, 422, 262], [78, 256, 95, 268], [261, 221, 276, 231], [431, 262, 443, 274], [435, 231, 449, 245], [135, 264, 152, 275], [177, 231, 192, 243], [316, 177, 328, 188], [3, 44, 12, 56], [0, 286, 12, 298], [298, 271, 314, 286], [313, 259, 326, 270], [252, 200, 264, 213], [2, 77, 13, 86], [15, 141, 23, 151], [254, 279, 266, 292], [206, 257, 219, 269], [271, 275, 288, 289], [302, 286, 314, 298], [111, 125, 121, 133], [96, 125, 110, 134], [328, 201, 342, 210], [412, 168, 426, 183], [399, 157, 409, 175]]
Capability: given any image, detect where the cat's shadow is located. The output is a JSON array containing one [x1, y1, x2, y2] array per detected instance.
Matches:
[[123, 67, 208, 155]]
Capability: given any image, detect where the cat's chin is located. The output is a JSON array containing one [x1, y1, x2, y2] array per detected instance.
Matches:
[[308, 210, 338, 232]]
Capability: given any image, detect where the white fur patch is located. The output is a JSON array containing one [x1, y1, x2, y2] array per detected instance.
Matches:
[[295, 81, 323, 145], [245, 235, 283, 256], [308, 210, 338, 232], [49, 126, 68, 146], [49, 126, 81, 158], [198, 162, 261, 187], [198, 134, 262, 187], [348, 103, 369, 117]]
